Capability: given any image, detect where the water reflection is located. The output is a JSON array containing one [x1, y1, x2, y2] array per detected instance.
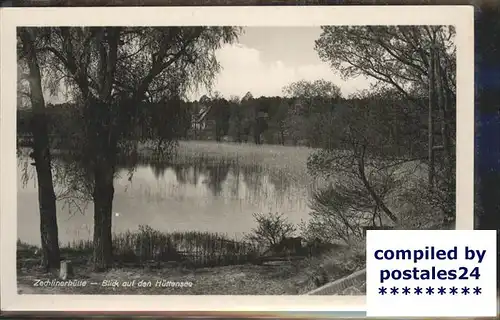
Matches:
[[17, 154, 310, 246], [146, 157, 296, 202]]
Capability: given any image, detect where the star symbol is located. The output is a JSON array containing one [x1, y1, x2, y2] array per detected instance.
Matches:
[[462, 287, 470, 295], [402, 286, 410, 295], [414, 286, 423, 295], [437, 286, 446, 295], [473, 286, 482, 295], [378, 286, 387, 295], [426, 286, 434, 295], [449, 286, 458, 295], [390, 286, 399, 295]]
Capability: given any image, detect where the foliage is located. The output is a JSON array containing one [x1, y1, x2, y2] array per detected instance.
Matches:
[[204, 92, 232, 141], [35, 27, 241, 163], [17, 26, 242, 270], [18, 226, 259, 269], [16, 25, 458, 273], [282, 80, 342, 146], [18, 80, 348, 149], [245, 212, 297, 248], [301, 26, 457, 245], [316, 26, 456, 101], [316, 26, 456, 187], [283, 80, 341, 116], [227, 96, 247, 142], [304, 97, 435, 243]]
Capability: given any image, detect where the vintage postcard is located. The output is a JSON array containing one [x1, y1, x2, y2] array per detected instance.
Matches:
[[1, 5, 473, 312]]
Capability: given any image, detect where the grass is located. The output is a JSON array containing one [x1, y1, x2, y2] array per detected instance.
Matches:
[[146, 140, 314, 163], [16, 227, 366, 295], [137, 140, 313, 182], [23, 227, 261, 269], [19, 139, 315, 193], [19, 138, 315, 166]]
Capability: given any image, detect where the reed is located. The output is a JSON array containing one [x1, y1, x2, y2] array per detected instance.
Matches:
[[17, 226, 262, 268]]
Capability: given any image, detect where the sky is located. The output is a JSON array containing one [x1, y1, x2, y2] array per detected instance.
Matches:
[[191, 27, 373, 100], [44, 27, 374, 104]]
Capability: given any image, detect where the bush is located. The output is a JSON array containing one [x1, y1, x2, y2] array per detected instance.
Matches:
[[245, 212, 296, 249]]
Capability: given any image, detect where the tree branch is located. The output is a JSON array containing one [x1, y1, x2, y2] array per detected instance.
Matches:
[[134, 29, 204, 101], [366, 26, 428, 77], [357, 145, 399, 224]]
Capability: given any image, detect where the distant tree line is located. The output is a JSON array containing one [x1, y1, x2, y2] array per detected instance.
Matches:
[[17, 81, 429, 158]]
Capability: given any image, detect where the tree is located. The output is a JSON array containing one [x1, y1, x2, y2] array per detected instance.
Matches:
[[247, 97, 271, 145], [268, 98, 289, 145], [282, 79, 343, 147], [308, 94, 402, 225], [227, 95, 245, 142], [254, 96, 281, 144], [41, 26, 241, 270], [283, 79, 342, 102], [141, 90, 189, 158], [245, 212, 296, 249], [305, 88, 447, 245], [315, 26, 456, 225], [17, 28, 61, 271], [240, 91, 256, 143], [206, 92, 231, 142]]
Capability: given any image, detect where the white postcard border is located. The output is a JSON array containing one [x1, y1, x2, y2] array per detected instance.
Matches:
[[0, 5, 474, 312]]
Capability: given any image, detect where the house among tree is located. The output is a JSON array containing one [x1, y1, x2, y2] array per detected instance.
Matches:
[[257, 111, 269, 119], [189, 103, 216, 140]]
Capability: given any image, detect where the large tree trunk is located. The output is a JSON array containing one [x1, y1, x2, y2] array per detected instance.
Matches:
[[89, 28, 120, 271], [87, 94, 120, 271], [19, 28, 61, 271], [92, 159, 114, 270], [88, 99, 117, 271]]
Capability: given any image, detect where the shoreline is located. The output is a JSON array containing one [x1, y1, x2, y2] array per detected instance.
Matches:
[[16, 235, 365, 295]]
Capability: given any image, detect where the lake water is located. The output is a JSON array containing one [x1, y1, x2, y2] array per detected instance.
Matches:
[[17, 144, 314, 246]]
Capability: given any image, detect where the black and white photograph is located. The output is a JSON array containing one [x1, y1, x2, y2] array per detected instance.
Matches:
[[1, 6, 473, 310]]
